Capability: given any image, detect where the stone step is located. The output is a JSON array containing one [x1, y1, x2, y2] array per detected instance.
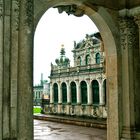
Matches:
[[34, 114, 107, 129]]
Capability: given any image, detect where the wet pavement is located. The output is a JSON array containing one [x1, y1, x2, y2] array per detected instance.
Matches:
[[34, 119, 107, 140]]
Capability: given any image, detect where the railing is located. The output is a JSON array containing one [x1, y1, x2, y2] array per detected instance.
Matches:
[[50, 63, 105, 76]]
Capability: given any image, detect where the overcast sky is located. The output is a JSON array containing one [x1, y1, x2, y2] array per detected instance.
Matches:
[[34, 8, 98, 85]]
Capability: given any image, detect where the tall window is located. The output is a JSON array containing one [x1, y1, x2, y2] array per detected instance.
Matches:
[[103, 79, 106, 104], [81, 81, 87, 104], [62, 82, 67, 103], [77, 56, 82, 66], [53, 83, 58, 103], [70, 82, 77, 104], [92, 80, 99, 104], [85, 55, 90, 65], [96, 53, 100, 64]]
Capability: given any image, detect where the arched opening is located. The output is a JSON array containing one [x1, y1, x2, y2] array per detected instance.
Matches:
[[80, 81, 87, 104], [95, 53, 101, 64], [53, 83, 58, 103], [61, 82, 67, 103], [33, 1, 119, 140], [77, 56, 82, 66], [70, 82, 77, 104], [85, 54, 90, 65], [92, 80, 99, 104]]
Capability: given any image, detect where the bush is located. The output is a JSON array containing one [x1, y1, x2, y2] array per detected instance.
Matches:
[[33, 106, 41, 113]]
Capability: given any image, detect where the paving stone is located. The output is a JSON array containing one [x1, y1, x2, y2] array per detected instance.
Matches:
[[34, 119, 107, 140]]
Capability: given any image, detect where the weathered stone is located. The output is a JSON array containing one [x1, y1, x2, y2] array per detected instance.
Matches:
[[0, 0, 140, 140]]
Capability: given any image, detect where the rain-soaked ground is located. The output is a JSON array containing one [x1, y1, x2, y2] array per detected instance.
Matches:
[[34, 119, 107, 140]]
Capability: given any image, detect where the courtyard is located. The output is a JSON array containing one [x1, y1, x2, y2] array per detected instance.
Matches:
[[34, 119, 107, 140]]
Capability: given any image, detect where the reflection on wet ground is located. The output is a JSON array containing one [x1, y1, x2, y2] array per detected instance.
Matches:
[[34, 119, 107, 140]]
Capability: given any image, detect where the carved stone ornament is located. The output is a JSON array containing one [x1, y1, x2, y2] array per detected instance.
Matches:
[[54, 4, 84, 17], [0, 0, 3, 19], [12, 0, 20, 31], [134, 15, 140, 27], [119, 17, 137, 50], [26, 0, 33, 27]]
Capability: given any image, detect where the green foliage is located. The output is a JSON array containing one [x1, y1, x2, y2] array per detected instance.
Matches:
[[33, 107, 41, 114]]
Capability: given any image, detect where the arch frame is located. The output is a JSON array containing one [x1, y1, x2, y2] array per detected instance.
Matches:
[[13, 0, 121, 139], [33, 1, 121, 140]]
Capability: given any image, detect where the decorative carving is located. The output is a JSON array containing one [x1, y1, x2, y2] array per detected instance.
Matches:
[[54, 4, 84, 17], [26, 0, 33, 27], [92, 106, 97, 117], [12, 0, 20, 31], [70, 105, 75, 115], [134, 15, 140, 28], [0, 0, 3, 19], [119, 17, 137, 49]]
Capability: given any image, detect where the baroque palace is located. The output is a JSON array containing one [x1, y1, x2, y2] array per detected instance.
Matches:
[[49, 32, 107, 118]]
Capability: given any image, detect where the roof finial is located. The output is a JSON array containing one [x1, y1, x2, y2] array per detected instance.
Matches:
[[61, 44, 64, 48], [60, 44, 65, 56]]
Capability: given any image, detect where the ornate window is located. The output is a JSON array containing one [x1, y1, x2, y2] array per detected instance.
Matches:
[[81, 81, 87, 104], [70, 82, 77, 104], [85, 54, 90, 65], [77, 56, 82, 66], [96, 53, 100, 64], [53, 83, 58, 103], [92, 80, 99, 104], [62, 82, 67, 103]]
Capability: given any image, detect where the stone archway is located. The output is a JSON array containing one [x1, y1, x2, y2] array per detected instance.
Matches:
[[33, 1, 121, 140], [1, 0, 140, 140]]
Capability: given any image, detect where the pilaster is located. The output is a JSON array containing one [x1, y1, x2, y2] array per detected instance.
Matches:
[[99, 81, 105, 105], [50, 82, 54, 104], [66, 80, 71, 104], [133, 15, 140, 132], [0, 0, 3, 139], [18, 0, 33, 139], [3, 0, 11, 138], [120, 17, 137, 139], [76, 80, 81, 104], [134, 15, 140, 55], [86, 79, 92, 105], [58, 81, 62, 104], [10, 0, 20, 138]]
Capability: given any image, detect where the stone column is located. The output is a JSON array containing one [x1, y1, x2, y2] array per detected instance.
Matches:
[[87, 79, 92, 105], [0, 0, 3, 139], [50, 82, 54, 104], [58, 81, 62, 104], [3, 0, 11, 139], [134, 15, 140, 132], [66, 81, 71, 104], [10, 0, 20, 139], [99, 81, 105, 105], [120, 17, 137, 139], [66, 80, 71, 114], [18, 0, 33, 139], [76, 80, 81, 104], [134, 15, 140, 55]]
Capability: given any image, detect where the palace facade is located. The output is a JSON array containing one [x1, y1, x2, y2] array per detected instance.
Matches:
[[49, 33, 107, 118]]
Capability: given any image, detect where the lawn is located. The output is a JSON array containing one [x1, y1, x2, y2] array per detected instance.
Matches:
[[33, 106, 41, 114]]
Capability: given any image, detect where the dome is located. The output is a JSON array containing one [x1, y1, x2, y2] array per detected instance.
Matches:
[[55, 45, 70, 68]]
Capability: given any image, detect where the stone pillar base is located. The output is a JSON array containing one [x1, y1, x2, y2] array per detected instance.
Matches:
[[49, 103, 54, 113], [86, 105, 92, 116], [58, 103, 62, 114], [121, 126, 136, 140], [136, 132, 140, 140], [75, 104, 81, 116], [66, 104, 71, 115]]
